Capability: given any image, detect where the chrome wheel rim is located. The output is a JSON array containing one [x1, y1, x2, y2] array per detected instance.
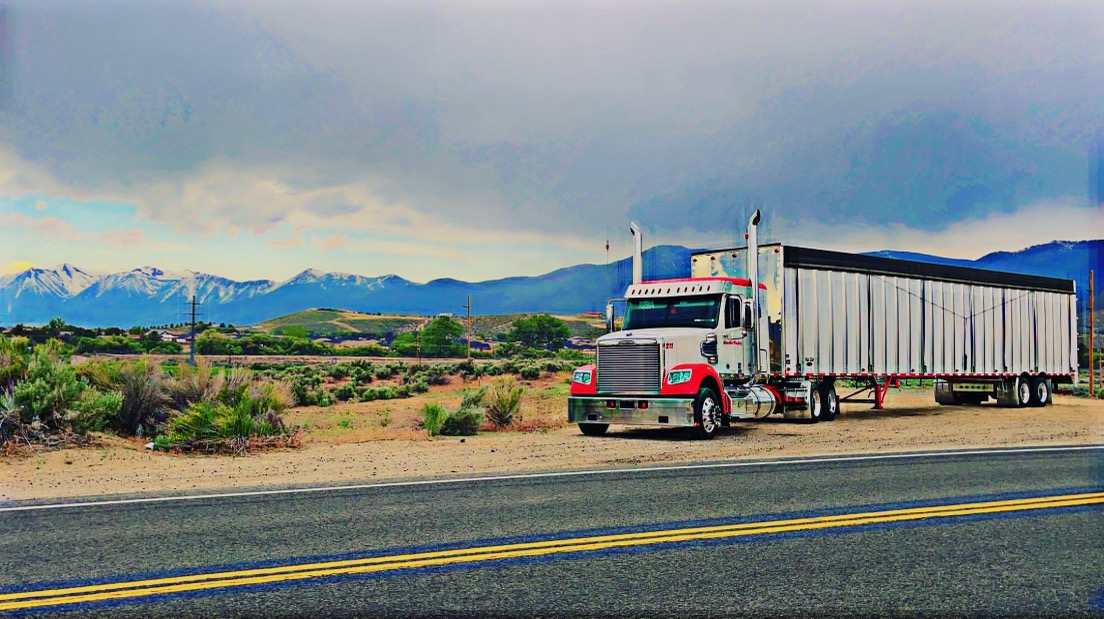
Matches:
[[810, 389, 822, 419], [701, 396, 719, 433], [1018, 380, 1031, 404]]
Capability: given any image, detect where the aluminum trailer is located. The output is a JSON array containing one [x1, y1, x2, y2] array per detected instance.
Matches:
[[568, 211, 1078, 438]]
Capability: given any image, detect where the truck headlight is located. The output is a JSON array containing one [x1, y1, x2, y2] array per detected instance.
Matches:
[[572, 370, 593, 385], [667, 369, 693, 385]]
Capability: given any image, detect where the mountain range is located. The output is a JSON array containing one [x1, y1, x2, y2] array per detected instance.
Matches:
[[1, 240, 1100, 328]]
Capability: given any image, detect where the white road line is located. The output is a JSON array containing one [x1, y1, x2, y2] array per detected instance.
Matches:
[[3, 444, 1101, 513]]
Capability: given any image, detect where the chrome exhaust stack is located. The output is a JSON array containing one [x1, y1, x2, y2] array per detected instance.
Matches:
[[746, 209, 766, 375], [630, 222, 643, 284]]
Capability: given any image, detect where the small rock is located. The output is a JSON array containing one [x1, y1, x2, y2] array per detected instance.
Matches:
[[460, 438, 465, 443]]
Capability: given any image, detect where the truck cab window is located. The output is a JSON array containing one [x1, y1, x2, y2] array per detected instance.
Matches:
[[725, 296, 742, 329], [623, 295, 721, 330]]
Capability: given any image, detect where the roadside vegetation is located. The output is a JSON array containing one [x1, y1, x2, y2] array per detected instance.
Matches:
[[0, 325, 584, 455]]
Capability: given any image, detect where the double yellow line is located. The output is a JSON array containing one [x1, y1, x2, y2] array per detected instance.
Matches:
[[2, 491, 1101, 612]]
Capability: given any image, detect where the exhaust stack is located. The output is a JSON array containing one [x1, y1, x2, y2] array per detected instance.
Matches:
[[630, 222, 642, 284], [746, 209, 766, 375]]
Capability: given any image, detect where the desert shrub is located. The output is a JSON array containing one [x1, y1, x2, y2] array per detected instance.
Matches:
[[164, 397, 291, 452], [484, 377, 523, 428], [0, 391, 20, 442], [240, 381, 293, 417], [459, 385, 488, 410], [13, 349, 84, 430], [374, 364, 396, 380], [420, 403, 449, 436], [217, 368, 252, 405], [500, 359, 520, 375], [326, 364, 350, 380], [113, 360, 171, 436], [166, 360, 223, 410], [483, 363, 504, 377], [69, 389, 122, 434], [76, 359, 124, 391], [332, 383, 358, 402], [0, 335, 32, 389], [440, 407, 482, 436], [519, 365, 541, 380], [410, 378, 430, 394]]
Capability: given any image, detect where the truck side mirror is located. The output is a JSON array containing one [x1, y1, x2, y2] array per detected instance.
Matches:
[[743, 302, 753, 330], [606, 303, 615, 333]]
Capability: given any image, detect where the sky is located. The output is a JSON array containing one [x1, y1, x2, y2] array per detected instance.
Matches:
[[0, 0, 1102, 283]]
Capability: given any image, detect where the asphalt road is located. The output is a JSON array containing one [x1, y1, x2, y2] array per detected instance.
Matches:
[[2, 446, 1102, 618]]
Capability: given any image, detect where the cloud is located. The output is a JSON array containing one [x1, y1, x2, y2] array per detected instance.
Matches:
[[796, 199, 1104, 260], [652, 199, 1104, 260], [34, 200, 46, 211], [312, 234, 350, 251], [99, 229, 186, 251], [0, 213, 84, 241], [269, 238, 303, 248], [0, 1, 1101, 282]]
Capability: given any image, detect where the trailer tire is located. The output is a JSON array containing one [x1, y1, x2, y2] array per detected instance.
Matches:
[[693, 387, 720, 439], [807, 383, 823, 423], [1029, 377, 1050, 408], [821, 383, 839, 421], [1015, 376, 1032, 408], [578, 423, 609, 436]]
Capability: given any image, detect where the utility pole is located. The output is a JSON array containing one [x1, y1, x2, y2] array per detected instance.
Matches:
[[1090, 269, 1095, 397], [464, 294, 472, 362], [189, 294, 197, 367], [416, 332, 421, 364]]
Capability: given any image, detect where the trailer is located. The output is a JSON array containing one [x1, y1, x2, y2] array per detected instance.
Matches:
[[568, 211, 1078, 438]]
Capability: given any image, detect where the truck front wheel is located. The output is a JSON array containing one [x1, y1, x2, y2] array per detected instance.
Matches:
[[693, 387, 721, 440], [579, 423, 609, 436]]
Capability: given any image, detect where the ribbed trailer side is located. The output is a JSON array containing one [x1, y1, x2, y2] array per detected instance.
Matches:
[[781, 247, 1077, 381]]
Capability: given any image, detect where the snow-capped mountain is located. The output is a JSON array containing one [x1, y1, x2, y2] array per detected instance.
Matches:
[[0, 240, 1099, 328], [0, 264, 100, 298]]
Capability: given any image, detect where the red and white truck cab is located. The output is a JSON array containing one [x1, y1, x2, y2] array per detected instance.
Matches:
[[568, 213, 778, 439]]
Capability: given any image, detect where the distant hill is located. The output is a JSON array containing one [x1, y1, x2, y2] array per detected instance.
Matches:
[[0, 241, 1099, 328], [256, 309, 424, 339]]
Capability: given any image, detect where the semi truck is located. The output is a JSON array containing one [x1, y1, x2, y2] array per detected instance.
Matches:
[[568, 211, 1078, 439]]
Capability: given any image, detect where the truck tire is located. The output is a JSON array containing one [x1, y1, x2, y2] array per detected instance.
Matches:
[[579, 423, 609, 436], [821, 383, 839, 421], [1015, 377, 1032, 408], [807, 382, 823, 422], [1029, 377, 1050, 407], [693, 387, 720, 440]]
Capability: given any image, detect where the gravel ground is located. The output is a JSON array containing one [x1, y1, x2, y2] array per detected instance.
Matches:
[[2, 391, 1102, 502]]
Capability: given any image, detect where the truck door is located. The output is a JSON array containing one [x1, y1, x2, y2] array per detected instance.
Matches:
[[718, 294, 749, 377]]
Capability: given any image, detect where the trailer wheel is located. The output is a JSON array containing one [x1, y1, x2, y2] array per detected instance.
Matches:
[[1015, 377, 1032, 408], [807, 383, 823, 423], [693, 387, 720, 439], [1029, 377, 1050, 407], [579, 423, 609, 436], [821, 383, 839, 421]]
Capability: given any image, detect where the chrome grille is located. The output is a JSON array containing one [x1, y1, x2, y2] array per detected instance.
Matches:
[[597, 341, 661, 393]]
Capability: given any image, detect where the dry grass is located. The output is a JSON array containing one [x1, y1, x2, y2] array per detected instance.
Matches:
[[283, 372, 572, 444]]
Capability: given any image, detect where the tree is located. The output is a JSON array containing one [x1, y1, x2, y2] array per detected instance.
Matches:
[[507, 314, 570, 350], [419, 317, 464, 357]]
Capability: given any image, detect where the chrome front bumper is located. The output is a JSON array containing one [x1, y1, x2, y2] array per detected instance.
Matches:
[[568, 396, 695, 427]]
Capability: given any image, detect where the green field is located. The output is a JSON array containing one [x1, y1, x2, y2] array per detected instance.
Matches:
[[257, 309, 423, 338]]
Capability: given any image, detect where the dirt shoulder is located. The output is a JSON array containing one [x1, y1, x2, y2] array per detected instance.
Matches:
[[3, 391, 1103, 503]]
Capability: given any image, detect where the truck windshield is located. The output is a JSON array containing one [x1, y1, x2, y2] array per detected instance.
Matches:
[[623, 295, 721, 330]]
